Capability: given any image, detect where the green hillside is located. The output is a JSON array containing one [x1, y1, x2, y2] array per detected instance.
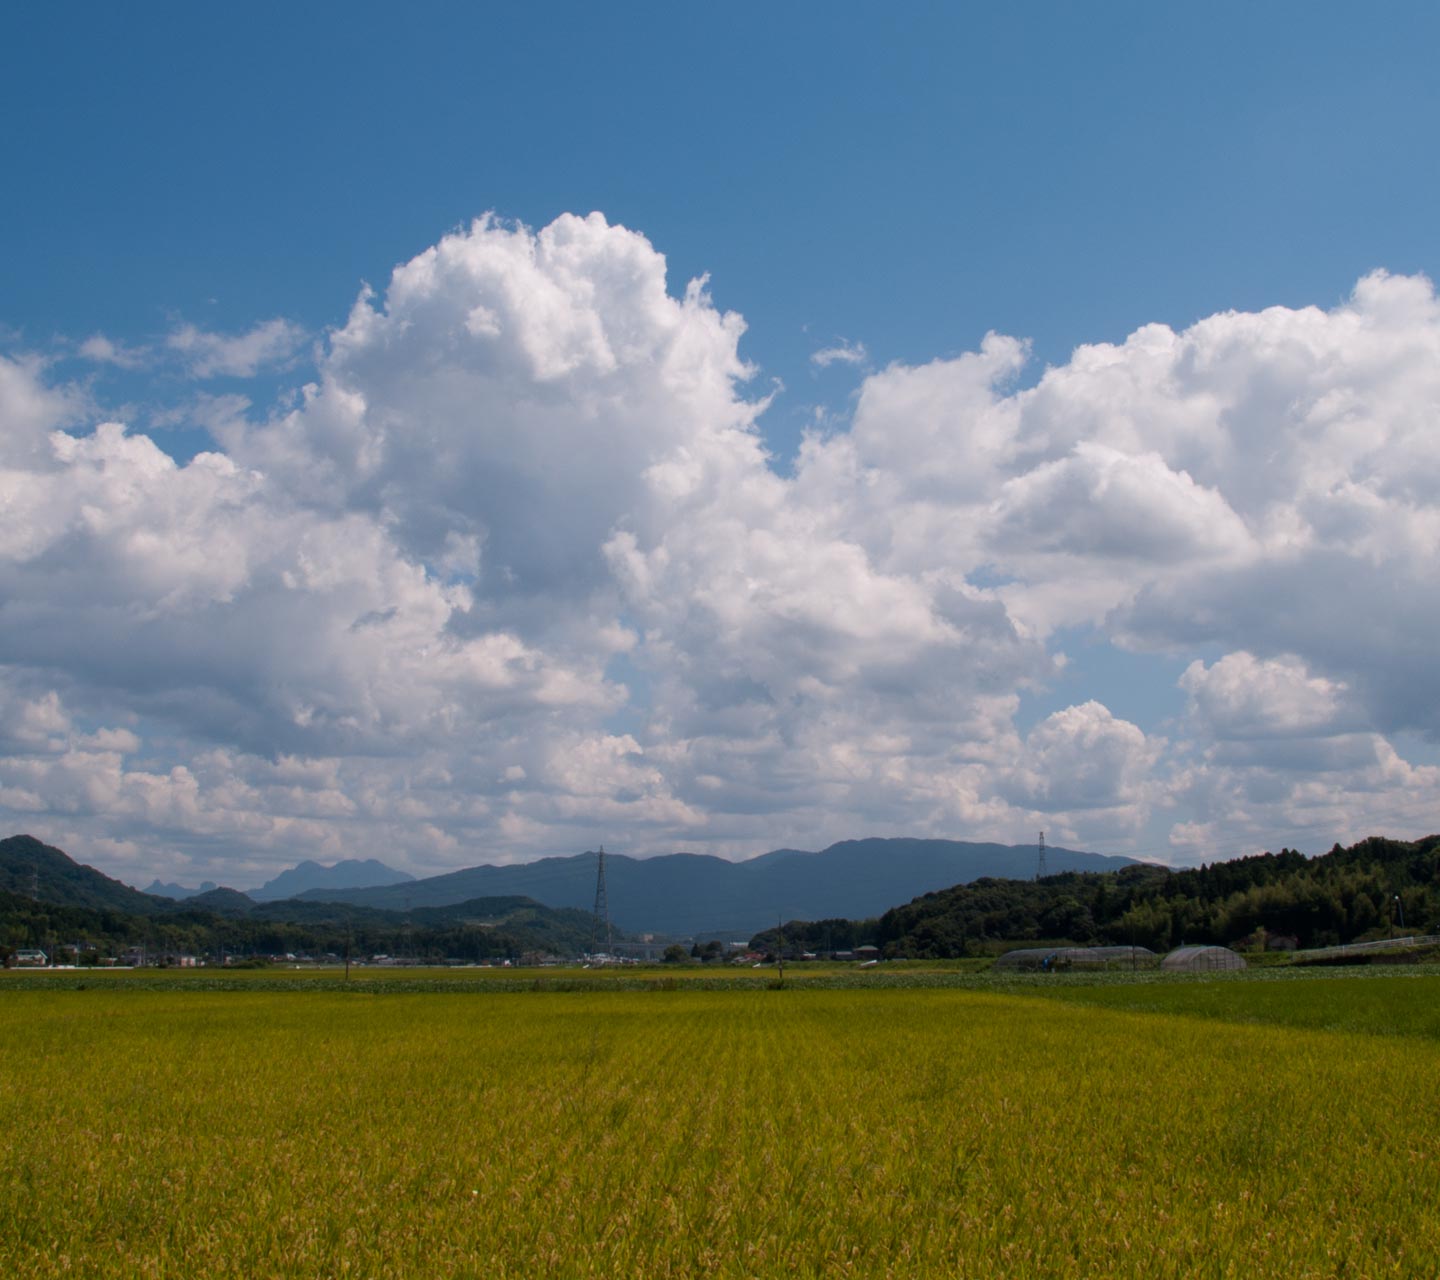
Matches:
[[0, 834, 169, 916], [0, 838, 611, 963], [753, 834, 1440, 958]]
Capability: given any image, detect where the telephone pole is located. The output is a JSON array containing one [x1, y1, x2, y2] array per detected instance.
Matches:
[[1036, 830, 1047, 881]]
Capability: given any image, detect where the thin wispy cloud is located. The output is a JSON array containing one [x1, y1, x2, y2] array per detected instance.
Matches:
[[79, 334, 151, 370], [810, 338, 868, 369], [166, 318, 308, 378]]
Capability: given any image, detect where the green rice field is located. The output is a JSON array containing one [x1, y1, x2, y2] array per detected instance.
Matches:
[[3, 968, 1438, 1278]]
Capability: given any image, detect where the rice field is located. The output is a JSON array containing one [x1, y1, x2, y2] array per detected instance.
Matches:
[[1023, 967, 1440, 1039], [2, 972, 1438, 1278]]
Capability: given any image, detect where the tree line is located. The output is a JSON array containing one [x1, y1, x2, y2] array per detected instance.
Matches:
[[750, 835, 1440, 959], [0, 890, 598, 965]]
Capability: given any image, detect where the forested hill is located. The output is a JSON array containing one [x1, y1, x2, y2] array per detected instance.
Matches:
[[752, 835, 1440, 957], [0, 834, 170, 916], [0, 836, 610, 962], [0, 884, 608, 965]]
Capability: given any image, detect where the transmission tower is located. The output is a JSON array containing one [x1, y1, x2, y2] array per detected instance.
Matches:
[[1036, 830, 1047, 881], [590, 845, 613, 958]]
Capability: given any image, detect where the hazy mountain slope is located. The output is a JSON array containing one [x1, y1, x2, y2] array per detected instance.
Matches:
[[250, 859, 414, 902], [297, 839, 1139, 936], [184, 887, 257, 915], [143, 879, 218, 899]]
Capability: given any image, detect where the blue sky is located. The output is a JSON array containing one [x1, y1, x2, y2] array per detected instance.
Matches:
[[13, 3, 1438, 420], [2, 2, 1439, 884]]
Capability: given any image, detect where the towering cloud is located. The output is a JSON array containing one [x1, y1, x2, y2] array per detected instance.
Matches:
[[1, 217, 1437, 883]]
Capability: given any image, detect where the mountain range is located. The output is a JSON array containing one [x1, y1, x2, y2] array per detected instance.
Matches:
[[2, 831, 1139, 940], [143, 858, 413, 902], [7, 831, 1436, 962], [145, 878, 220, 899], [294, 838, 1139, 937]]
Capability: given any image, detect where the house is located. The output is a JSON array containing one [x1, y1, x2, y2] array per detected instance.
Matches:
[[13, 949, 48, 967]]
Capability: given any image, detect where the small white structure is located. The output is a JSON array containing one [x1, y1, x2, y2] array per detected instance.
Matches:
[[13, 949, 48, 967]]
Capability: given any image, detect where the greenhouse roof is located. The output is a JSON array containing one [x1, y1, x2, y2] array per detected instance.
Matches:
[[994, 945, 1156, 970], [1162, 945, 1246, 971]]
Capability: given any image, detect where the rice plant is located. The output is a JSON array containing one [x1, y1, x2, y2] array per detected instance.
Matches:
[[2, 981, 1436, 1277]]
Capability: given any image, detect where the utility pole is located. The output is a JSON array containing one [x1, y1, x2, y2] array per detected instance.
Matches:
[[31, 865, 43, 964], [1036, 830, 1047, 881], [590, 846, 612, 959], [776, 915, 785, 985]]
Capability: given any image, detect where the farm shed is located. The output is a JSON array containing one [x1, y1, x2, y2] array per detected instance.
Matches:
[[1162, 945, 1246, 972]]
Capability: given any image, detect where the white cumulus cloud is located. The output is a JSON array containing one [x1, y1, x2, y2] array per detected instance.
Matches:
[[2, 221, 1439, 880]]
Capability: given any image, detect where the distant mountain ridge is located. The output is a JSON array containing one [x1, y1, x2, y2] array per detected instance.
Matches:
[[0, 831, 1141, 941], [144, 878, 218, 899], [185, 886, 258, 915], [250, 859, 414, 902], [142, 859, 413, 901], [0, 835, 614, 960], [297, 838, 1140, 936]]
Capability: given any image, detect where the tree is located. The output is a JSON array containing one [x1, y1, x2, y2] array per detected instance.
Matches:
[[662, 944, 688, 964], [1116, 900, 1171, 952], [1038, 895, 1095, 942]]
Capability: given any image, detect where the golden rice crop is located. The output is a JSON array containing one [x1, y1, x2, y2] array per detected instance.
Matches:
[[1, 985, 1436, 1278]]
